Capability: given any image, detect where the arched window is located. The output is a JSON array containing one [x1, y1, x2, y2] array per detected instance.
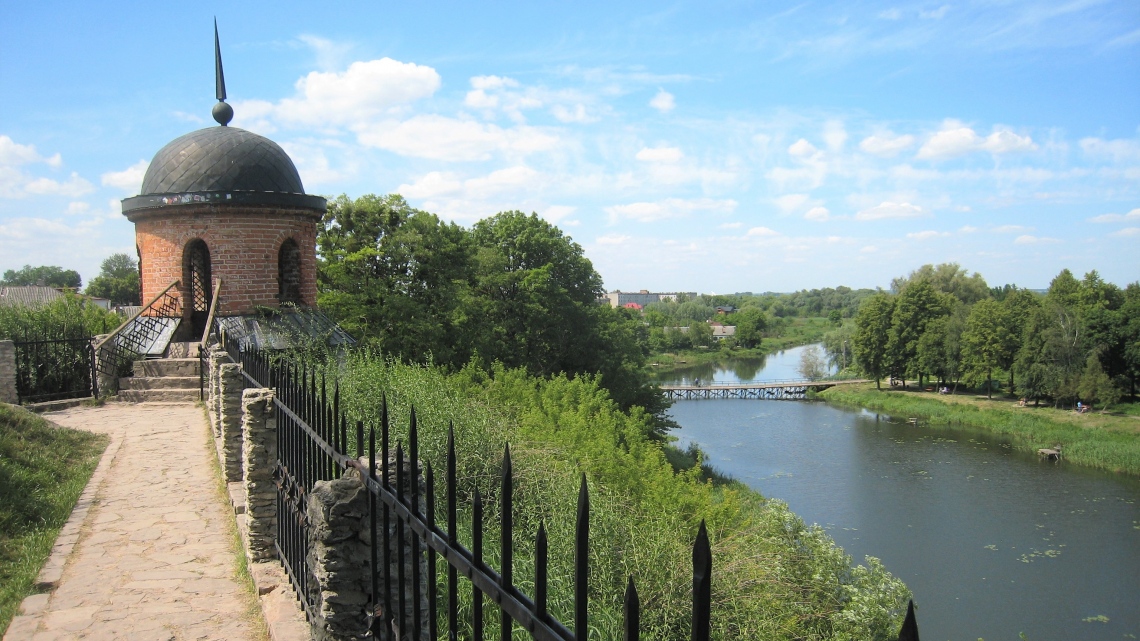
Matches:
[[278, 238, 302, 305]]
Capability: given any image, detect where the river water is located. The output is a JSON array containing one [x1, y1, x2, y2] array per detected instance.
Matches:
[[656, 346, 1140, 640]]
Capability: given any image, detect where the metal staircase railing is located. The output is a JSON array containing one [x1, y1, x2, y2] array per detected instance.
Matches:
[[198, 279, 222, 400], [94, 280, 182, 383]]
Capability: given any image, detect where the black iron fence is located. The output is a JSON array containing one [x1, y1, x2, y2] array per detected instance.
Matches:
[[224, 342, 920, 640], [13, 337, 96, 403]]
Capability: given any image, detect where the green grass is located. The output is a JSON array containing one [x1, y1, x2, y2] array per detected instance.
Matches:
[[0, 404, 107, 635], [326, 352, 912, 640], [819, 384, 1140, 476]]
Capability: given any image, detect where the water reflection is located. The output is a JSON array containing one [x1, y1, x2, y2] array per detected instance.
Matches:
[[650, 344, 830, 385]]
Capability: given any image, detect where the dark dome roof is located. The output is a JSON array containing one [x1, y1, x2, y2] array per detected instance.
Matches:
[[140, 126, 305, 195]]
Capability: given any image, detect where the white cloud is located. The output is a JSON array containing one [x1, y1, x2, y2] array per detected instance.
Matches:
[[605, 197, 736, 223], [774, 193, 810, 212], [596, 234, 631, 245], [983, 129, 1037, 154], [920, 5, 950, 19], [959, 225, 978, 233], [462, 166, 540, 198], [1079, 137, 1140, 163], [551, 104, 594, 123], [66, 201, 90, 215], [541, 205, 577, 224], [1089, 208, 1140, 223], [993, 224, 1030, 233], [823, 121, 848, 151], [649, 89, 675, 113], [860, 132, 915, 157], [907, 230, 951, 240], [471, 75, 520, 91], [100, 160, 149, 193], [0, 136, 60, 167], [1014, 234, 1060, 245], [271, 58, 441, 128], [636, 146, 684, 163], [878, 8, 902, 20], [398, 171, 463, 198], [357, 116, 559, 161], [860, 245, 878, 253], [788, 139, 820, 158], [917, 121, 1037, 159], [1111, 227, 1140, 237], [746, 226, 779, 237], [855, 201, 926, 221], [23, 173, 94, 198], [719, 222, 743, 229], [804, 206, 830, 221]]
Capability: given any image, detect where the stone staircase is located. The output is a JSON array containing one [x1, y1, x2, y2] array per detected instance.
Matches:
[[118, 358, 201, 403]]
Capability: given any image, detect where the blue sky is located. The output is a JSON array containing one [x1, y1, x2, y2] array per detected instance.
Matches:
[[2, 1, 1138, 293]]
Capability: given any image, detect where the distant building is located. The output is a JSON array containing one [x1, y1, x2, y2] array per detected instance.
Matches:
[[715, 305, 736, 314], [0, 286, 66, 308], [712, 325, 736, 340], [622, 302, 643, 311], [605, 290, 697, 308]]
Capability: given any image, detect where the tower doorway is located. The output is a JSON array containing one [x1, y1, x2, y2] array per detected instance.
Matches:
[[184, 239, 213, 340]]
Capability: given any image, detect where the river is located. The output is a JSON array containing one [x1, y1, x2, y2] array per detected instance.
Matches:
[[655, 345, 1140, 640]]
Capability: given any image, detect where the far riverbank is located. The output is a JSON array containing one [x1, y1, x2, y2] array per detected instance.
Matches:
[[818, 383, 1140, 476]]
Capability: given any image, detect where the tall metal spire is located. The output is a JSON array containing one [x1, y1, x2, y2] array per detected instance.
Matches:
[[212, 18, 234, 126]]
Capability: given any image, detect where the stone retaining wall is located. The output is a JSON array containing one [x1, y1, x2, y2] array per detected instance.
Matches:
[[204, 349, 427, 641], [0, 340, 17, 404]]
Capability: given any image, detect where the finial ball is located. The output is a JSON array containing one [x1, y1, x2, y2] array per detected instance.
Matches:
[[212, 101, 234, 126]]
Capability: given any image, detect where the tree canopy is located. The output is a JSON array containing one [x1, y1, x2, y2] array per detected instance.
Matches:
[[1, 265, 82, 289], [84, 253, 140, 305]]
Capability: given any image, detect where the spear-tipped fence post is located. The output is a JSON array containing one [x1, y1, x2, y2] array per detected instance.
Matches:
[[575, 474, 589, 640], [624, 576, 639, 641], [691, 520, 711, 641], [500, 443, 513, 641]]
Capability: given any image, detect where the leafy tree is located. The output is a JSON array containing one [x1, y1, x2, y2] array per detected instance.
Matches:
[[853, 293, 895, 389], [887, 280, 951, 386], [798, 345, 827, 380], [469, 211, 603, 375], [961, 299, 1012, 399], [733, 307, 768, 349], [1079, 352, 1121, 410], [1, 265, 82, 289], [687, 321, 713, 348], [822, 323, 854, 372], [999, 288, 1040, 393], [916, 312, 964, 390], [317, 194, 474, 367], [891, 263, 990, 305], [84, 253, 140, 305]]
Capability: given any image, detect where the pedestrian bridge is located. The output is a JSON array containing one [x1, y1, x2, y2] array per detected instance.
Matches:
[[660, 379, 868, 400]]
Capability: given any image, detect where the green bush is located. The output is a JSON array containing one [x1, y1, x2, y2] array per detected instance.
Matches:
[[0, 295, 119, 342], [328, 351, 911, 640]]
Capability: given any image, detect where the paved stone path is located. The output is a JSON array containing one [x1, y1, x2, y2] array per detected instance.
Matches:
[[7, 403, 264, 641]]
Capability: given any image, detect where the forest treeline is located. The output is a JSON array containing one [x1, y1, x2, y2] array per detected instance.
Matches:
[[842, 263, 1140, 408]]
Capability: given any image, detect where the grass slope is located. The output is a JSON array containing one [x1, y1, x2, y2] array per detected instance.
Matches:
[[818, 384, 1140, 476], [331, 354, 912, 640], [0, 404, 107, 635]]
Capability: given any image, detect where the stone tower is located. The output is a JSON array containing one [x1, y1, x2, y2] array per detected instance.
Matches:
[[120, 23, 326, 343]]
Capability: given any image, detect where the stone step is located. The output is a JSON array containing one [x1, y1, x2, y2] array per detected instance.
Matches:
[[119, 376, 200, 390], [117, 388, 200, 403], [166, 342, 202, 358], [135, 358, 200, 378]]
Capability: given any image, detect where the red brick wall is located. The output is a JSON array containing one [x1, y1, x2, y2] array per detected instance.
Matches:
[[130, 205, 321, 317]]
